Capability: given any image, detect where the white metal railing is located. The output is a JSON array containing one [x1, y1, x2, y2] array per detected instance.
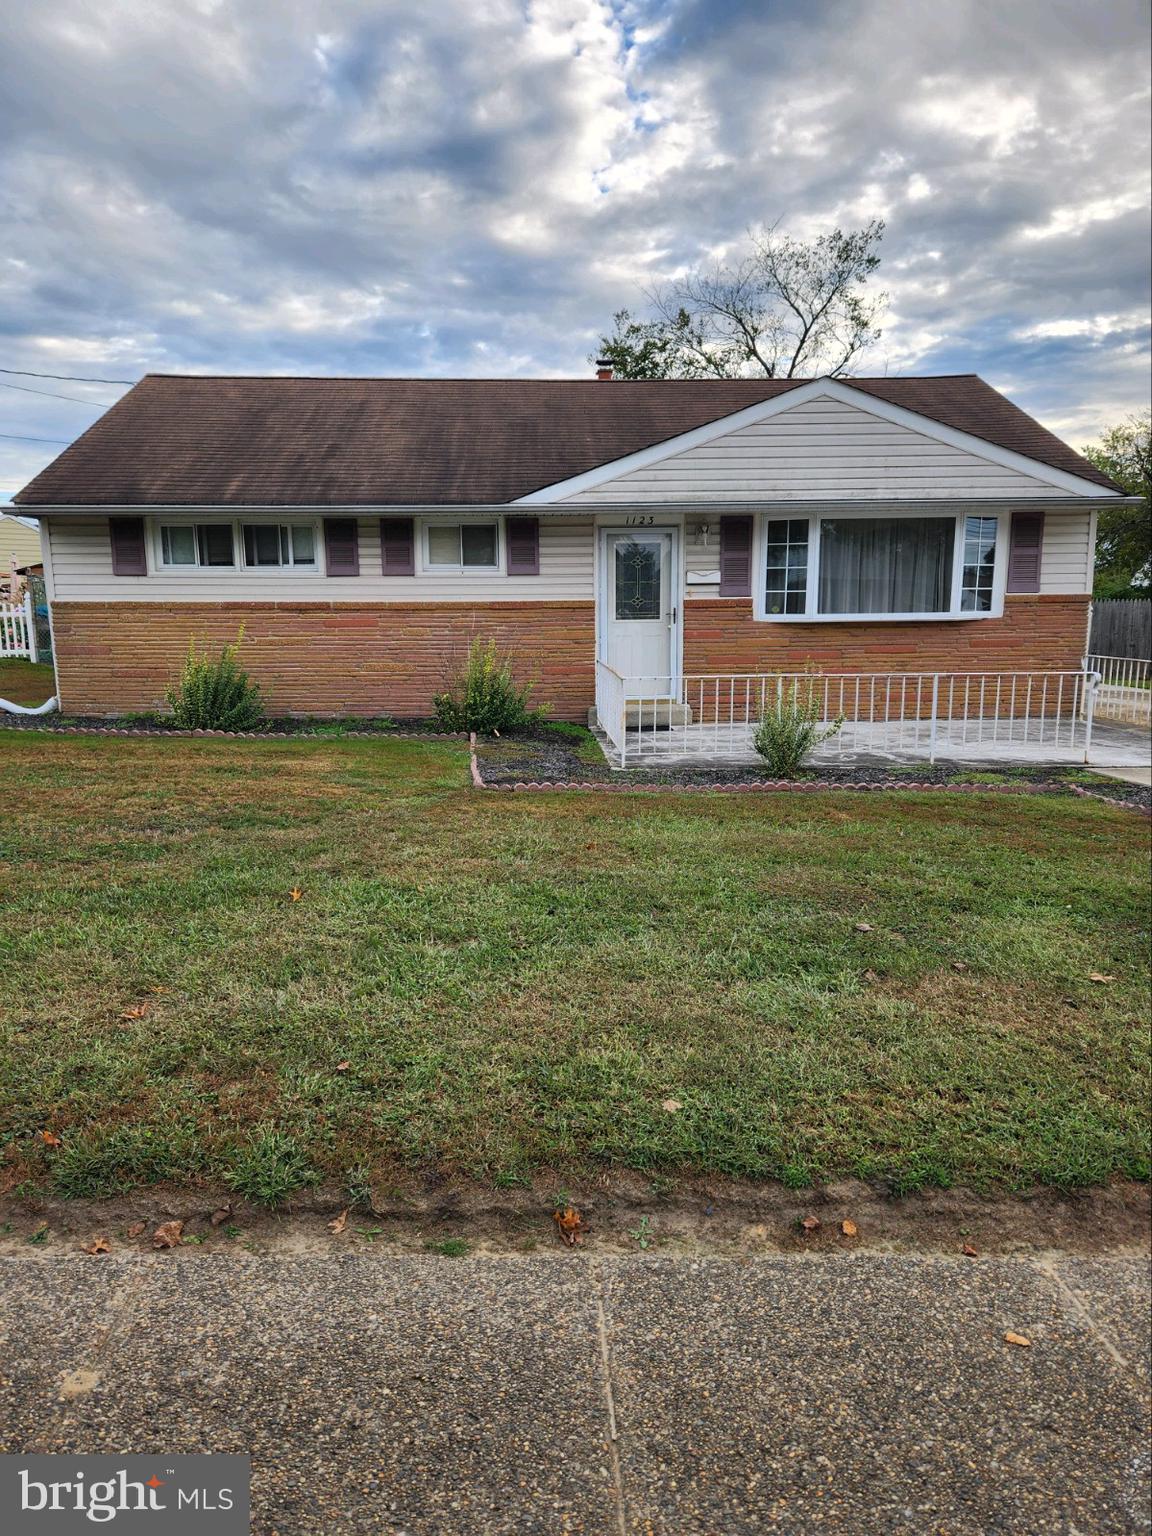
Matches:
[[0, 593, 37, 661], [1084, 654, 1150, 727], [595, 660, 627, 756], [599, 670, 1102, 766]]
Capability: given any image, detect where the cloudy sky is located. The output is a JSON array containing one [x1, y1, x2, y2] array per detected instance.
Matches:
[[1, 0, 1149, 500]]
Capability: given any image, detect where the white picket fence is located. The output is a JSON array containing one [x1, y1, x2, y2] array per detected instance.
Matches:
[[1084, 654, 1151, 727], [596, 666, 1105, 766], [0, 593, 37, 661]]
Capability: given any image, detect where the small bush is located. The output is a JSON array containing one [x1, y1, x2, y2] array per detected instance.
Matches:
[[432, 638, 536, 735], [753, 679, 844, 777], [224, 1127, 317, 1206], [166, 630, 265, 731]]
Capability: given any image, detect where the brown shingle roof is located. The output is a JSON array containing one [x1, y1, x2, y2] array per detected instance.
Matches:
[[14, 373, 1119, 506]]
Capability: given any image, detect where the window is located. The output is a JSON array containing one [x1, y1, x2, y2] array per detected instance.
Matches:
[[424, 521, 500, 571], [764, 519, 810, 615], [759, 512, 1004, 621], [159, 524, 235, 568], [960, 515, 997, 611], [242, 523, 317, 569], [819, 517, 954, 615]]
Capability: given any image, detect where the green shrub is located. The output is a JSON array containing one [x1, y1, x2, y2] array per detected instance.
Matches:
[[752, 679, 844, 777], [224, 1127, 317, 1206], [432, 638, 537, 735], [166, 630, 265, 731]]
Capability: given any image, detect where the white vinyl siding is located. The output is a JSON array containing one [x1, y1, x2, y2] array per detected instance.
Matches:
[[561, 396, 1061, 503], [1039, 509, 1095, 594], [43, 515, 594, 602]]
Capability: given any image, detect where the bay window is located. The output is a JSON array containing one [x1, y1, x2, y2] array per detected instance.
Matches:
[[760, 512, 1005, 621]]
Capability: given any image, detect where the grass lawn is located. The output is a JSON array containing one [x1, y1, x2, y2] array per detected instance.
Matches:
[[0, 658, 56, 707], [0, 732, 1148, 1203]]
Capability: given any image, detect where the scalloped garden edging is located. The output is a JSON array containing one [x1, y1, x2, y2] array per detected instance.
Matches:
[[465, 734, 1101, 801]]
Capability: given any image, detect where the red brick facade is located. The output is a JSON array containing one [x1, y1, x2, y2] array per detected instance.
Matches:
[[682, 594, 1091, 677], [51, 593, 1090, 721], [50, 601, 596, 720]]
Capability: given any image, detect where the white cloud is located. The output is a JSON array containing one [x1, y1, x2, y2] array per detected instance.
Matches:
[[0, 0, 1148, 492]]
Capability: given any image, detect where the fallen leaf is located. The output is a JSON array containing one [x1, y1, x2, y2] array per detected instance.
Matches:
[[962, 1243, 979, 1258], [125, 1221, 147, 1239], [1088, 973, 1114, 984], [553, 1206, 585, 1247], [1003, 1331, 1031, 1347], [854, 922, 873, 933], [840, 1219, 858, 1237], [40, 1130, 63, 1148], [800, 1215, 821, 1233], [210, 1207, 232, 1227], [120, 1004, 150, 1020], [80, 1236, 111, 1255], [152, 1220, 184, 1250], [149, 985, 170, 995], [289, 887, 303, 902], [328, 1208, 350, 1236], [335, 1061, 351, 1073], [952, 960, 969, 972], [661, 1098, 683, 1113]]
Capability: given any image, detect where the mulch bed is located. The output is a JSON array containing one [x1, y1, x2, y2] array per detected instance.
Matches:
[[471, 733, 1152, 811]]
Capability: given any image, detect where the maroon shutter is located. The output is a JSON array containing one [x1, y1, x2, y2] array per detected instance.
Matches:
[[380, 517, 415, 575], [506, 516, 540, 576], [1007, 511, 1044, 592], [324, 518, 359, 576], [109, 516, 147, 575], [718, 515, 753, 596]]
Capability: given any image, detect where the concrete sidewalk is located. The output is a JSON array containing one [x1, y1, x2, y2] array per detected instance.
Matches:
[[2, 1253, 1149, 1534]]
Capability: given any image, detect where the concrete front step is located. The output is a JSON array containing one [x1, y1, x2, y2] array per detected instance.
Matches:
[[589, 700, 694, 731]]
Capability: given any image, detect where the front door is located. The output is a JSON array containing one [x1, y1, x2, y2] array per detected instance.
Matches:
[[600, 528, 677, 685]]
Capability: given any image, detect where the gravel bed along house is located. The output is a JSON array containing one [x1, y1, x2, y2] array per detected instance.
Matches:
[[472, 733, 1152, 808]]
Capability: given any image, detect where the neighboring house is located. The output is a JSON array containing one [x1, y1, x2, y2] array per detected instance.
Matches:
[[12, 372, 1130, 722], [1, 512, 42, 599]]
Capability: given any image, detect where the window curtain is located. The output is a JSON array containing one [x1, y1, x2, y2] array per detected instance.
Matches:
[[819, 518, 954, 615]]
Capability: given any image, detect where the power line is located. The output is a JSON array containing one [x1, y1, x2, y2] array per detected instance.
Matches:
[[0, 366, 135, 385], [0, 378, 117, 407], [0, 431, 72, 444]]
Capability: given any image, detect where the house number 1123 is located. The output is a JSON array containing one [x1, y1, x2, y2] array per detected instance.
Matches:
[[624, 515, 655, 526]]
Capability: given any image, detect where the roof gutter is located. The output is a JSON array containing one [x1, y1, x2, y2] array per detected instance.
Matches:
[[18, 496, 1142, 516]]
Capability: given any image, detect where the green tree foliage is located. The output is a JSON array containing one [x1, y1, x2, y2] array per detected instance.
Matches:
[[1082, 413, 1151, 597], [594, 221, 886, 381]]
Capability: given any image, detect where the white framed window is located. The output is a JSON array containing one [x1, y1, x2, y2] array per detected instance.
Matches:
[[241, 522, 318, 570], [154, 519, 323, 574], [421, 519, 502, 573], [757, 511, 1008, 622], [158, 522, 236, 569]]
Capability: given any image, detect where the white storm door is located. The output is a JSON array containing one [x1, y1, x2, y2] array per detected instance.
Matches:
[[602, 529, 675, 684]]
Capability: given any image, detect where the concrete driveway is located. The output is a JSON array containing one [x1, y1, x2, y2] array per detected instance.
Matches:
[[2, 1253, 1149, 1534]]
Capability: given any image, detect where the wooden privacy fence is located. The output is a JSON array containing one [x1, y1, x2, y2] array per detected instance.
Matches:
[[1089, 599, 1151, 660]]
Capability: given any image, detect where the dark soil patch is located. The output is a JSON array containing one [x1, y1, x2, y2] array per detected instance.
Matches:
[[3, 1174, 1147, 1259]]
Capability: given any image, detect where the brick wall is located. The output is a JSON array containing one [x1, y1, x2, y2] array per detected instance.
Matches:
[[50, 601, 596, 720], [51, 594, 1091, 721], [683, 594, 1091, 676]]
